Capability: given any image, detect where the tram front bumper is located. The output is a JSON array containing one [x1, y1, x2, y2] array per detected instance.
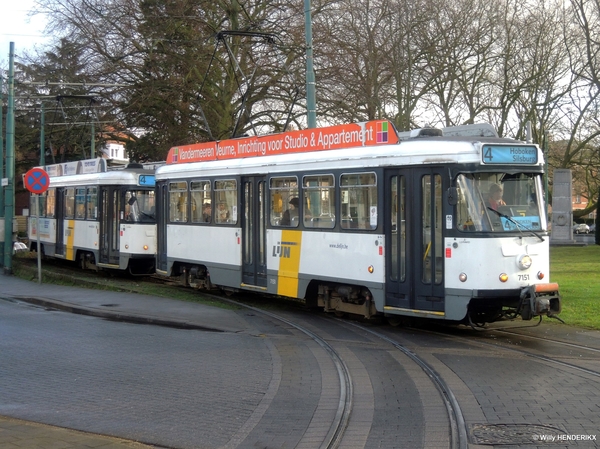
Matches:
[[519, 283, 561, 320]]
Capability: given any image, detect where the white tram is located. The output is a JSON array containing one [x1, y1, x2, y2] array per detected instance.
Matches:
[[28, 158, 157, 275], [155, 120, 561, 325]]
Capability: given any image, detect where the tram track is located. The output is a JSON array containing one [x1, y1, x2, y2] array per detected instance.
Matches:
[[232, 302, 469, 448], [196, 291, 600, 447], [218, 295, 470, 449], [339, 319, 469, 449], [218, 296, 353, 449], [494, 328, 600, 354], [410, 324, 600, 379]]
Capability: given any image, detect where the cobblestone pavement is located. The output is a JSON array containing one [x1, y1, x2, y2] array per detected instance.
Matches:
[[0, 415, 155, 448]]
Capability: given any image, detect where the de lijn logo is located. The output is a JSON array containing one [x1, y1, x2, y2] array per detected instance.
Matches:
[[272, 241, 298, 258]]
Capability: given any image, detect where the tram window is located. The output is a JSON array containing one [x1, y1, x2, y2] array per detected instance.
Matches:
[[125, 189, 156, 222], [340, 172, 377, 230], [64, 188, 75, 219], [455, 173, 545, 232], [421, 174, 443, 285], [86, 187, 98, 220], [75, 188, 86, 219], [169, 181, 188, 223], [270, 177, 298, 227], [303, 174, 335, 229], [46, 188, 56, 218], [191, 181, 211, 223], [30, 192, 46, 217], [39, 192, 47, 217], [390, 176, 406, 282], [214, 179, 237, 224]]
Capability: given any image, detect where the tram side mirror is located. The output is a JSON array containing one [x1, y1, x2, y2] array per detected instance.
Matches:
[[447, 187, 458, 206], [128, 196, 137, 205]]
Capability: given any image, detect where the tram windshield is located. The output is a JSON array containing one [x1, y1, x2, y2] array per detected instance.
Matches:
[[124, 189, 156, 223], [455, 172, 546, 233]]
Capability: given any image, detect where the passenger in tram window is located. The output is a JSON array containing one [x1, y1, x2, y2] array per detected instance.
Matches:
[[486, 183, 506, 211], [280, 197, 299, 226], [217, 202, 230, 223], [202, 203, 212, 223]]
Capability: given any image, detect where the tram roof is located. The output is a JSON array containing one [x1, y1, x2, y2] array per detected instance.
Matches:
[[48, 168, 154, 187], [156, 134, 540, 179]]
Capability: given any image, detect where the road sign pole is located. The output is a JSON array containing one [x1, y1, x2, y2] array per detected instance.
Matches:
[[23, 167, 49, 282], [35, 194, 42, 284]]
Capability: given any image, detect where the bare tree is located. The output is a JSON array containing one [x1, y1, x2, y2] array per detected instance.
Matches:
[[3, 0, 594, 219], [33, 0, 307, 160]]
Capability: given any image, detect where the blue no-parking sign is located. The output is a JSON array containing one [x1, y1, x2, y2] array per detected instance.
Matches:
[[24, 167, 50, 194]]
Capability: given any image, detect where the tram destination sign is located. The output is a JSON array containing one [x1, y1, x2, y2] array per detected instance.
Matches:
[[482, 144, 538, 165], [138, 174, 156, 187]]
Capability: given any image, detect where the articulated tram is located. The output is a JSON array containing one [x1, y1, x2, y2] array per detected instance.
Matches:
[[155, 120, 561, 325], [28, 159, 157, 275]]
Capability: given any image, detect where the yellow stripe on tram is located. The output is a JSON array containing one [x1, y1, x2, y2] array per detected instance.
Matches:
[[276, 230, 302, 298], [65, 219, 76, 261]]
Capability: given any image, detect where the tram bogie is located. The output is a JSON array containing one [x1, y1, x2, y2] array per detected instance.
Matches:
[[317, 283, 377, 319], [151, 119, 561, 326]]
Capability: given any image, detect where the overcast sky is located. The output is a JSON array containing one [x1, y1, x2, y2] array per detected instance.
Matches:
[[1, 1, 49, 66]]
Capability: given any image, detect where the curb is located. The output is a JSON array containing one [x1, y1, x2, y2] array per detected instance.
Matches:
[[6, 295, 224, 332]]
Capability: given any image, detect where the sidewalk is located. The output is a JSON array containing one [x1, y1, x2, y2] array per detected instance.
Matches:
[[0, 271, 255, 449], [0, 415, 155, 449], [0, 271, 253, 334]]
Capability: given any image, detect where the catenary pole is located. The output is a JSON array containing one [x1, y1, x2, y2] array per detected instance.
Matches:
[[0, 73, 4, 263], [3, 43, 15, 273], [304, 0, 317, 128], [40, 103, 45, 166]]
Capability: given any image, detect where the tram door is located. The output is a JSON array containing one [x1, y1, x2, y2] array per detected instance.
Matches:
[[241, 176, 267, 288], [99, 187, 121, 265], [156, 183, 168, 273], [55, 188, 65, 256], [385, 168, 445, 312]]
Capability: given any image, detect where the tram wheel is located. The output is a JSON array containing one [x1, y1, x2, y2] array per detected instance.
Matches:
[[387, 316, 403, 327], [78, 252, 87, 270]]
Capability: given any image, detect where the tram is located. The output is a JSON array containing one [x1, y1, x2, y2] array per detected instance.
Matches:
[[155, 120, 561, 325], [27, 158, 157, 274]]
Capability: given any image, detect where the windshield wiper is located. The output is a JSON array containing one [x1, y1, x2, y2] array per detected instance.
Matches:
[[486, 207, 545, 242]]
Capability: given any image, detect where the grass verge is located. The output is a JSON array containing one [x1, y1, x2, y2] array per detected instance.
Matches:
[[10, 254, 239, 310], [550, 245, 600, 330]]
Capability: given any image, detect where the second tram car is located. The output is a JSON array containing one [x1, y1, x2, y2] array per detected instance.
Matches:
[[28, 159, 157, 274], [155, 120, 561, 325]]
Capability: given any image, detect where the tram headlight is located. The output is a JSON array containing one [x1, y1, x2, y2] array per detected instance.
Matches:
[[459, 273, 467, 282], [368, 265, 374, 274], [499, 273, 509, 282], [144, 245, 149, 251], [125, 244, 129, 250], [517, 254, 532, 270]]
